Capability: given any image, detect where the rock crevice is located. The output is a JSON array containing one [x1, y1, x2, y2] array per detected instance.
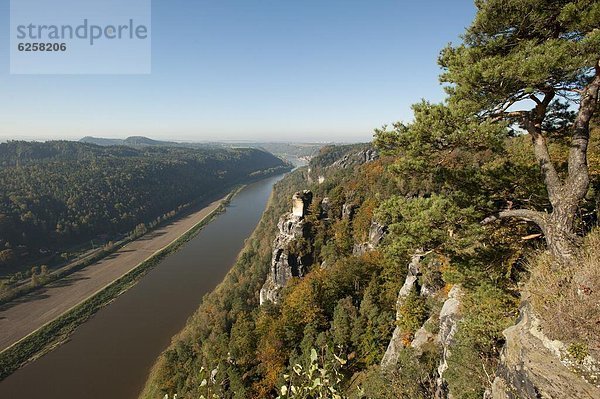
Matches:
[[381, 252, 430, 369]]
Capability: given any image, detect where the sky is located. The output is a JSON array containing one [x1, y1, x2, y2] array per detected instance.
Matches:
[[0, 0, 477, 143]]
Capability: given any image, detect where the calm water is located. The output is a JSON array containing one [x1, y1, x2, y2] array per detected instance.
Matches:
[[0, 174, 284, 399]]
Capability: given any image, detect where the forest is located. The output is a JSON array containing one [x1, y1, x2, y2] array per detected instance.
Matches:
[[142, 2, 600, 398], [0, 141, 289, 275], [142, 124, 599, 398]]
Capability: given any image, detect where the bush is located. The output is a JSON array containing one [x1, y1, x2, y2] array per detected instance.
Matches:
[[277, 348, 346, 399], [356, 345, 438, 399]]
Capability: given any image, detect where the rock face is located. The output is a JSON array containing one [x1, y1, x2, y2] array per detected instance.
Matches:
[[435, 285, 463, 399], [320, 197, 331, 218], [308, 146, 378, 184], [260, 191, 313, 305], [353, 221, 386, 255], [380, 252, 462, 398], [292, 190, 312, 218], [342, 203, 355, 220], [331, 148, 378, 169], [491, 305, 600, 399], [381, 253, 428, 369]]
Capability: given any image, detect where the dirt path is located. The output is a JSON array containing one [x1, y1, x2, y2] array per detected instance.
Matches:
[[0, 196, 227, 352]]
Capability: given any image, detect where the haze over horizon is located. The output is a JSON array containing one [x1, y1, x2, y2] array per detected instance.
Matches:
[[0, 0, 476, 143]]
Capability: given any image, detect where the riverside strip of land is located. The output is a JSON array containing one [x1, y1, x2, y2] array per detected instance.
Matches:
[[0, 195, 229, 353]]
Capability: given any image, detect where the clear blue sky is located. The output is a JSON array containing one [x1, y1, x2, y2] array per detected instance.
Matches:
[[0, 0, 476, 143]]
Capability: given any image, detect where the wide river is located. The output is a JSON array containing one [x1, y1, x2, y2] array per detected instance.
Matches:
[[0, 174, 284, 399]]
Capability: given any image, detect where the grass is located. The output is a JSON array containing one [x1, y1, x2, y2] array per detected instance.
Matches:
[[525, 228, 600, 358], [0, 186, 242, 381]]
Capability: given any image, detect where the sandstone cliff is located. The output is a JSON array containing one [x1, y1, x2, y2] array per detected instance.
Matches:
[[259, 191, 313, 305], [381, 252, 462, 399]]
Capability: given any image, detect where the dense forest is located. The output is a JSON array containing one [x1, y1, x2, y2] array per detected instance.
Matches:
[[0, 141, 290, 274], [79, 136, 324, 166], [142, 2, 600, 399]]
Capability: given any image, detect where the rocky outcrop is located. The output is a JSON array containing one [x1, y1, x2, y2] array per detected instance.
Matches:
[[490, 304, 600, 399], [381, 253, 427, 369], [331, 148, 378, 169], [435, 285, 463, 399], [308, 146, 378, 184], [292, 190, 312, 217], [353, 221, 386, 255], [260, 191, 313, 305], [320, 197, 331, 218], [380, 252, 461, 398], [410, 316, 437, 357], [342, 203, 355, 220]]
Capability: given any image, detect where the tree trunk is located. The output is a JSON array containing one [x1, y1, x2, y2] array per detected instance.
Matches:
[[495, 65, 600, 264], [492, 204, 580, 264], [543, 206, 580, 263]]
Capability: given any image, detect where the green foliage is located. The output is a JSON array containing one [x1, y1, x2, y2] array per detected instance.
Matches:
[[351, 279, 394, 367], [375, 101, 506, 160], [331, 219, 354, 256], [567, 342, 589, 364], [229, 312, 257, 367], [277, 348, 346, 399], [374, 102, 507, 198], [444, 284, 518, 399], [358, 346, 438, 399], [331, 297, 358, 355], [375, 194, 483, 261], [396, 288, 429, 343], [439, 0, 600, 114]]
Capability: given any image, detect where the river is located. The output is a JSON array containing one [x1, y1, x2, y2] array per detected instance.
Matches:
[[0, 174, 285, 399]]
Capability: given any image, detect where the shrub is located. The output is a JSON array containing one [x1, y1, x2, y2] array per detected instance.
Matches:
[[277, 348, 346, 399], [356, 345, 438, 399]]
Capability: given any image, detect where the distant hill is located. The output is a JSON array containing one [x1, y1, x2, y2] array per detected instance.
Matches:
[[79, 136, 183, 147], [79, 136, 326, 165], [123, 136, 170, 146], [79, 137, 126, 146]]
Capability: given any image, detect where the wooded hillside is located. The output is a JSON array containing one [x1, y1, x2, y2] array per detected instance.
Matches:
[[0, 141, 289, 274]]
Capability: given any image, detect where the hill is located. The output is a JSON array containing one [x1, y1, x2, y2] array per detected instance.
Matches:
[[79, 136, 325, 165], [0, 141, 290, 277]]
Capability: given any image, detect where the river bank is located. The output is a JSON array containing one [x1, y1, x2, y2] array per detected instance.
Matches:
[[0, 186, 241, 380], [0, 174, 285, 399]]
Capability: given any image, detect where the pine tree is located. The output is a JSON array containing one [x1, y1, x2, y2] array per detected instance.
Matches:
[[439, 0, 600, 262]]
